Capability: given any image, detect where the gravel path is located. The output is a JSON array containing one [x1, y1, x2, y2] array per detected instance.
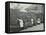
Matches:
[[21, 23, 44, 31]]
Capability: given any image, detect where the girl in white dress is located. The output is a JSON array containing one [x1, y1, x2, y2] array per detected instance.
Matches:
[[17, 18, 24, 28], [31, 18, 34, 24]]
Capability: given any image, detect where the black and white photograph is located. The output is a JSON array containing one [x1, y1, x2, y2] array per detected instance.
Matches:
[[5, 2, 45, 33]]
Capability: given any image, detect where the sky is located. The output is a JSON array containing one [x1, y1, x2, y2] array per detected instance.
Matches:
[[10, 3, 44, 13]]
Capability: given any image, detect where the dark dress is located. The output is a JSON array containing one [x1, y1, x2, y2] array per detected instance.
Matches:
[[16, 19, 24, 32]]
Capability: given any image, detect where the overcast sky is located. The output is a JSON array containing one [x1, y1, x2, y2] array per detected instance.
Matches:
[[10, 3, 43, 13]]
